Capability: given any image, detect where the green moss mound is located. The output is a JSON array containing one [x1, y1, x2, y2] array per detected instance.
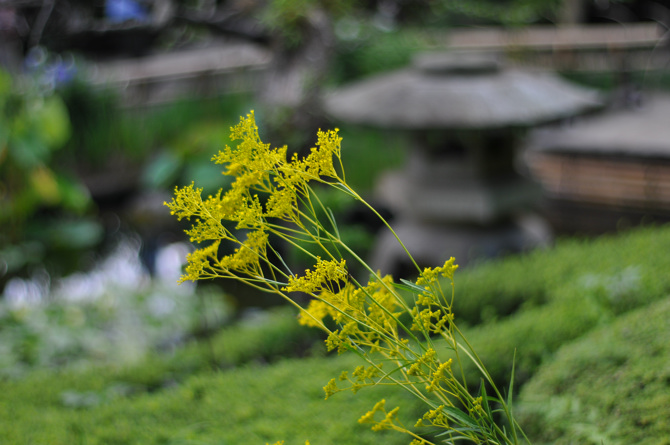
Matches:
[[430, 225, 670, 390], [517, 296, 670, 445], [454, 225, 670, 326], [4, 225, 670, 444], [0, 353, 420, 444]]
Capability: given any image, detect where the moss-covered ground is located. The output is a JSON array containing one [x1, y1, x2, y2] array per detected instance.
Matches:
[[3, 224, 670, 444]]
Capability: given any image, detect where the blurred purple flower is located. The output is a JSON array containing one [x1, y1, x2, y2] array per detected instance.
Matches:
[[24, 47, 78, 91], [105, 0, 149, 23], [46, 59, 76, 86]]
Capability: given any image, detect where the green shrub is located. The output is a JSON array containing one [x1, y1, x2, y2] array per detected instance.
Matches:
[[0, 275, 232, 377], [0, 354, 421, 444], [452, 225, 670, 325], [6, 224, 670, 444], [420, 225, 670, 392], [210, 306, 324, 366], [449, 292, 605, 390], [336, 124, 408, 193], [87, 305, 324, 394], [516, 296, 670, 445]]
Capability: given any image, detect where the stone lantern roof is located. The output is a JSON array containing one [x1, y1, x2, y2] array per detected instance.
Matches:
[[324, 52, 603, 129]]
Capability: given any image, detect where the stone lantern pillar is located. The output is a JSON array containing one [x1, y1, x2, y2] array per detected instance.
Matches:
[[324, 52, 603, 273]]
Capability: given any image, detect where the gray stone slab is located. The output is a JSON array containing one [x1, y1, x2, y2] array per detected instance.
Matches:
[[529, 94, 670, 157], [324, 52, 603, 130]]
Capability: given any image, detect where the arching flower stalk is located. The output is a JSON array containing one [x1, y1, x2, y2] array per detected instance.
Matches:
[[166, 111, 528, 445]]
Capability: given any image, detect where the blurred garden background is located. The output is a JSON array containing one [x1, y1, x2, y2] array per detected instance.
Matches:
[[1, 0, 670, 443]]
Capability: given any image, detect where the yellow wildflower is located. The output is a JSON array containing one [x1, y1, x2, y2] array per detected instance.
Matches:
[[438, 257, 458, 279], [365, 274, 400, 333], [408, 348, 436, 376], [323, 378, 339, 399], [218, 229, 268, 275], [422, 405, 449, 428], [285, 258, 348, 294], [358, 399, 386, 424], [232, 194, 263, 229], [371, 406, 400, 431], [470, 396, 485, 416], [325, 330, 341, 352], [179, 240, 221, 283], [416, 257, 458, 285], [165, 182, 203, 221], [265, 187, 298, 221], [304, 129, 342, 179], [426, 359, 453, 392], [297, 300, 330, 327]]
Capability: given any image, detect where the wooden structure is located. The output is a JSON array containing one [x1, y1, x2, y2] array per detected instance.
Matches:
[[441, 22, 666, 72], [88, 42, 270, 107], [525, 94, 670, 233]]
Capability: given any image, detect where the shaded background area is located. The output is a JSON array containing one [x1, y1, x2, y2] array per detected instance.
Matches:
[[1, 0, 670, 408]]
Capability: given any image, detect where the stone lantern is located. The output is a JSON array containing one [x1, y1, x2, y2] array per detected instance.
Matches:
[[323, 52, 603, 272]]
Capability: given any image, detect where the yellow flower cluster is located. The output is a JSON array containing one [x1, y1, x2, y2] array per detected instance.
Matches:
[[418, 404, 450, 429], [425, 358, 453, 393], [410, 306, 454, 335], [358, 399, 401, 432], [167, 110, 525, 445], [407, 348, 437, 376], [323, 363, 384, 399], [266, 441, 311, 445], [469, 396, 486, 417], [165, 111, 344, 285], [297, 272, 404, 361], [416, 257, 458, 286], [285, 258, 348, 294]]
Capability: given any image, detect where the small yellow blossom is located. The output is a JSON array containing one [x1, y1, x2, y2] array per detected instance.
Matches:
[[304, 129, 342, 179], [285, 258, 348, 294], [358, 399, 386, 424], [408, 348, 436, 376], [416, 257, 458, 285], [470, 396, 486, 416], [371, 406, 400, 431], [218, 229, 268, 275], [323, 378, 339, 399], [297, 300, 330, 327], [325, 330, 342, 352], [265, 187, 298, 221], [179, 240, 221, 283], [422, 404, 450, 428]]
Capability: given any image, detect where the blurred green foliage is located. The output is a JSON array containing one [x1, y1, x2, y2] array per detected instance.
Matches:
[[261, 0, 354, 48], [428, 0, 562, 27], [60, 83, 253, 185], [0, 277, 231, 378], [332, 25, 428, 83], [3, 224, 670, 443], [0, 70, 89, 240], [0, 69, 102, 283], [433, 225, 670, 390], [454, 225, 670, 326], [517, 296, 670, 445], [0, 352, 421, 445], [111, 306, 323, 389], [0, 68, 257, 285]]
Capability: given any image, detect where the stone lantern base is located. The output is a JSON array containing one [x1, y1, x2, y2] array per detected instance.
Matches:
[[369, 169, 552, 274], [369, 214, 552, 276]]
